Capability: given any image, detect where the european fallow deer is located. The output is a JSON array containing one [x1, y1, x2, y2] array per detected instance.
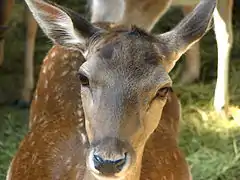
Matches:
[[0, 0, 38, 105], [7, 0, 215, 179], [91, 0, 233, 114]]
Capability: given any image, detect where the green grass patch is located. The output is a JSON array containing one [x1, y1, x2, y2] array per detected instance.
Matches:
[[0, 107, 28, 179], [178, 84, 240, 180]]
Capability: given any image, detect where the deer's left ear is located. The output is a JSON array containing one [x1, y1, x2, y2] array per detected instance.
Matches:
[[157, 0, 216, 72], [25, 0, 102, 51]]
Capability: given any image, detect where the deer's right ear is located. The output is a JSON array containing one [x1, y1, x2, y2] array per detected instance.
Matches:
[[25, 0, 101, 51]]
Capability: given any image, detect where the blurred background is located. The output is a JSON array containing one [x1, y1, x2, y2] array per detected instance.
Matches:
[[0, 0, 240, 179]]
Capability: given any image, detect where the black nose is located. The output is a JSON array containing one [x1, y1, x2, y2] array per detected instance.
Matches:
[[93, 153, 127, 174]]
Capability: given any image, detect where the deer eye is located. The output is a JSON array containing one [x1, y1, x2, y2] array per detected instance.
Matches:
[[77, 72, 89, 86], [156, 87, 171, 98]]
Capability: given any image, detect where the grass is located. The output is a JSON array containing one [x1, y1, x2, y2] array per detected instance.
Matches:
[[1, 1, 240, 180], [0, 107, 28, 179], [178, 81, 240, 180]]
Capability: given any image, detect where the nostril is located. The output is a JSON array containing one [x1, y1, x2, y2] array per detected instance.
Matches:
[[114, 153, 127, 171], [93, 155, 104, 164], [92, 153, 128, 174], [93, 155, 104, 171], [93, 155, 104, 168]]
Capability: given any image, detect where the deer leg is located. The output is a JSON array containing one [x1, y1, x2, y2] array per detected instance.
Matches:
[[0, 0, 15, 66], [21, 8, 38, 104], [180, 5, 200, 84], [213, 0, 233, 113]]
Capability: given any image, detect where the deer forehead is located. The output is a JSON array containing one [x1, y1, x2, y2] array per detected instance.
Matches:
[[81, 30, 171, 87]]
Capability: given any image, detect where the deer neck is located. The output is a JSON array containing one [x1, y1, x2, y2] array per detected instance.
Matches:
[[83, 146, 145, 180]]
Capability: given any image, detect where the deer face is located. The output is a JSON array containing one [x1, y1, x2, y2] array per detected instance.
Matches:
[[25, 0, 216, 179], [79, 28, 172, 177]]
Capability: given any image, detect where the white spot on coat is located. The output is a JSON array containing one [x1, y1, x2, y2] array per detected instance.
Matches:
[[44, 80, 49, 89], [51, 51, 56, 58], [77, 110, 83, 117], [45, 94, 49, 101], [61, 70, 69, 77], [63, 54, 69, 59], [42, 66, 47, 74], [81, 133, 87, 145]]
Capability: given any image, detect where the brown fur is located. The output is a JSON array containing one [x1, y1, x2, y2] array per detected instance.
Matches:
[[9, 46, 87, 179], [141, 89, 190, 179]]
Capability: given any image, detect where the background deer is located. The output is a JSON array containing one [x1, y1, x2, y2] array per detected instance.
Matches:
[[7, 0, 215, 179], [0, 0, 38, 106], [91, 0, 233, 114]]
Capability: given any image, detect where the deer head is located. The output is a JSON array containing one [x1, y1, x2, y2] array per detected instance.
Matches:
[[25, 0, 215, 179]]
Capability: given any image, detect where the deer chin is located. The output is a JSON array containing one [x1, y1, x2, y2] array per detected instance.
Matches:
[[90, 172, 125, 180], [86, 149, 132, 180]]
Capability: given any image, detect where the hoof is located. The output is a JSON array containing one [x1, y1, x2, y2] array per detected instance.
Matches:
[[214, 106, 232, 120], [11, 100, 31, 109], [229, 106, 240, 124]]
